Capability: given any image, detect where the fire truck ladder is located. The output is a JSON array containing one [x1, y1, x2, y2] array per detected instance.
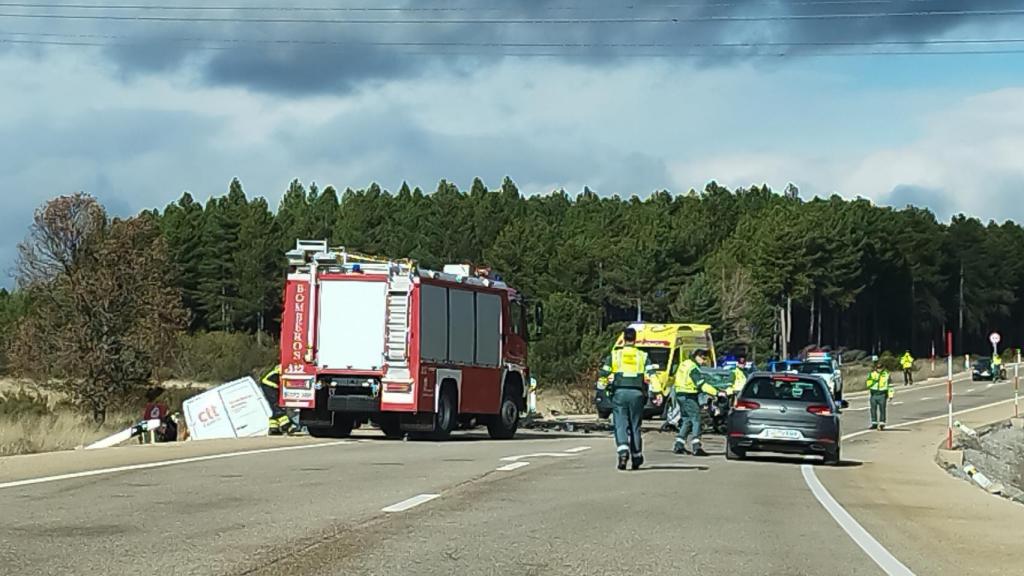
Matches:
[[384, 271, 413, 384]]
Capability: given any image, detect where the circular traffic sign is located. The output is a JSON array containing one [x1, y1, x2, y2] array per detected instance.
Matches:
[[989, 332, 1001, 345]]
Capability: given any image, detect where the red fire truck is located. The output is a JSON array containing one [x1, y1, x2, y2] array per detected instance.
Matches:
[[278, 240, 540, 440]]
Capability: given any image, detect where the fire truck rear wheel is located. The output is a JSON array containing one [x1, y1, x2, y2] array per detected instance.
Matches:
[[308, 414, 354, 439], [377, 415, 404, 439], [487, 389, 521, 440], [418, 385, 457, 441]]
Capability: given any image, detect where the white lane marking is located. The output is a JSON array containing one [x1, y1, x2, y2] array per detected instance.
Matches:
[[840, 364, 1013, 400], [919, 397, 931, 401], [0, 441, 351, 491], [842, 372, 970, 399], [564, 446, 592, 454], [892, 401, 904, 406], [804, 397, 1017, 573], [846, 406, 870, 412], [381, 493, 440, 513], [801, 466, 916, 576], [967, 388, 976, 393], [843, 398, 1015, 441], [496, 462, 530, 472], [500, 452, 576, 462]]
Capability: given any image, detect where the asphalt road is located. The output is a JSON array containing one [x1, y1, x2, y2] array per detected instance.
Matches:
[[0, 370, 1019, 576]]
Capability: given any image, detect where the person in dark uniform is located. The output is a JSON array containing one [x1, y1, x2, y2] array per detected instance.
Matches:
[[598, 327, 656, 470], [672, 349, 723, 456]]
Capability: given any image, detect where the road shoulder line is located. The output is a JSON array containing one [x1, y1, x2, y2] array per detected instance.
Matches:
[[801, 465, 916, 576], [0, 440, 350, 490], [843, 398, 1014, 441]]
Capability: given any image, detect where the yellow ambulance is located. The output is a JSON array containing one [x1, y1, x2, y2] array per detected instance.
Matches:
[[596, 323, 717, 419]]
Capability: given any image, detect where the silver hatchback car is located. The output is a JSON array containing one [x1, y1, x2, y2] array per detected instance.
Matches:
[[726, 372, 842, 465]]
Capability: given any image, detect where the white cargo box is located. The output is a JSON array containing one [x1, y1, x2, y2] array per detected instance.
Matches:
[[183, 377, 273, 440], [443, 264, 472, 276]]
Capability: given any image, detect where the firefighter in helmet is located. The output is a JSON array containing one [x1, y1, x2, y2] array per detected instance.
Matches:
[[261, 365, 294, 434]]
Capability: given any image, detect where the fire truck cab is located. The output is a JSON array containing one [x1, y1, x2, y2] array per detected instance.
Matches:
[[278, 240, 539, 441]]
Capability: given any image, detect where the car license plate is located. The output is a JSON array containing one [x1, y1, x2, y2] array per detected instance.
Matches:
[[763, 428, 803, 440]]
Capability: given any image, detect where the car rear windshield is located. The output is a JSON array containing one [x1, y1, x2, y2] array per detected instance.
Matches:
[[742, 377, 829, 402], [639, 347, 671, 370], [798, 362, 832, 375]]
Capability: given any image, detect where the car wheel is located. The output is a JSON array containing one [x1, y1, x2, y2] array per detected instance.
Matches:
[[824, 444, 841, 466], [725, 440, 746, 460]]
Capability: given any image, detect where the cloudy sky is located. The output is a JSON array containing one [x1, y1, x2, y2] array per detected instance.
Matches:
[[2, 1, 1024, 286]]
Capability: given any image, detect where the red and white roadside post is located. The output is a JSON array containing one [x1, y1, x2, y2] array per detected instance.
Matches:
[[946, 331, 954, 450]]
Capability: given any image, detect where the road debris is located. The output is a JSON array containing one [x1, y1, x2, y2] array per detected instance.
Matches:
[[944, 419, 1024, 504]]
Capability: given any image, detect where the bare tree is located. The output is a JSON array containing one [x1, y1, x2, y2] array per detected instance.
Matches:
[[718, 266, 757, 348], [11, 195, 185, 423], [16, 193, 107, 287]]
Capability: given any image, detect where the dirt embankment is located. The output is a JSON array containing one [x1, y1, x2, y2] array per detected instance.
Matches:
[[0, 379, 213, 456]]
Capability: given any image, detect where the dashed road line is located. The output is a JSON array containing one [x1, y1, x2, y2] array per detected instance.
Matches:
[[0, 440, 352, 491], [499, 452, 577, 462], [381, 493, 440, 513], [967, 388, 976, 393], [495, 462, 530, 472], [564, 446, 592, 454]]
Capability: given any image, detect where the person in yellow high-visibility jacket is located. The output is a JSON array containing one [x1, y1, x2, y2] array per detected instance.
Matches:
[[899, 351, 915, 386], [729, 355, 749, 397], [866, 361, 893, 431], [598, 327, 656, 470], [991, 353, 1004, 381], [672, 349, 723, 456], [261, 365, 294, 434]]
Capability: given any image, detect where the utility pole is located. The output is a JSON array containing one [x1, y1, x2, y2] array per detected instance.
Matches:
[[786, 295, 792, 353], [779, 305, 789, 359], [910, 274, 916, 353], [958, 261, 965, 354]]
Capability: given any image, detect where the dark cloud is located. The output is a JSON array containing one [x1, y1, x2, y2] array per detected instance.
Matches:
[[0, 108, 229, 287], [276, 105, 673, 196], [888, 183, 952, 216], [4, 0, 1021, 95]]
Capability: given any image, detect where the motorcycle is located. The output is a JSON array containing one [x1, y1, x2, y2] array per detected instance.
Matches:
[[704, 392, 732, 434]]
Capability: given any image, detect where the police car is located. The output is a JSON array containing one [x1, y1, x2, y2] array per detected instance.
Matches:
[[797, 352, 844, 401]]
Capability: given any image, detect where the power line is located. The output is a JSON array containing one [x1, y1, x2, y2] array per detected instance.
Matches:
[[0, 0, 1016, 11], [1, 8, 1023, 25], [0, 13, 679, 24], [4, 36, 1024, 58], [4, 29, 1024, 50]]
